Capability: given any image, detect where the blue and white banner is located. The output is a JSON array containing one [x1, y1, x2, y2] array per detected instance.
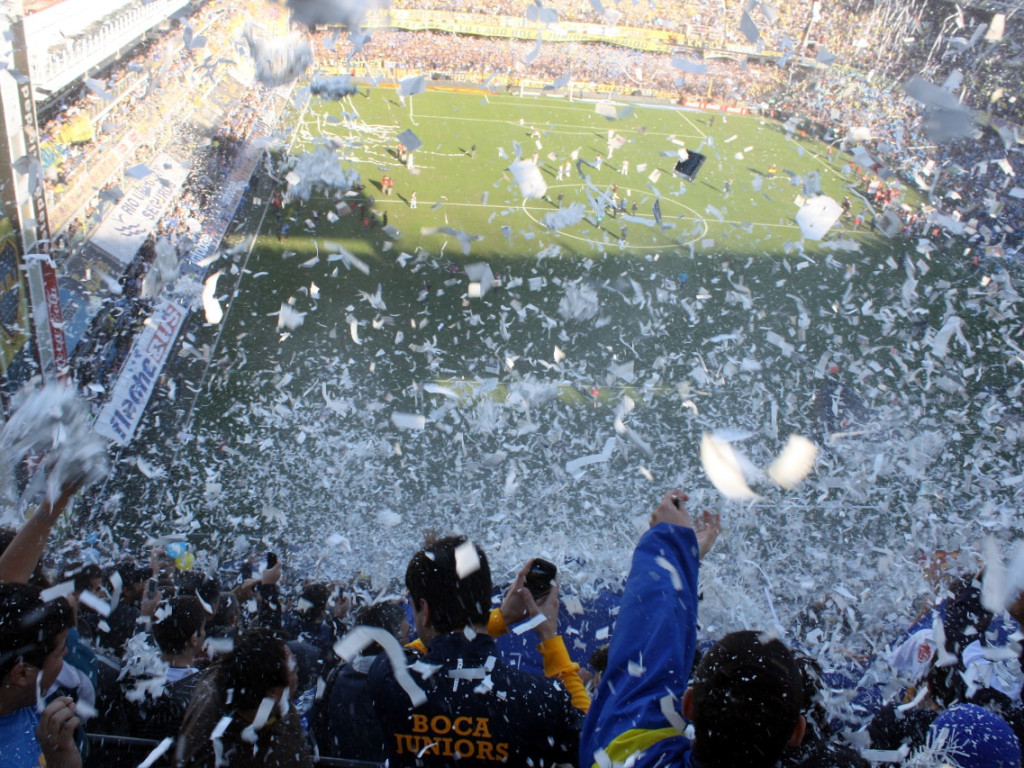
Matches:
[[93, 287, 195, 445], [89, 154, 189, 266]]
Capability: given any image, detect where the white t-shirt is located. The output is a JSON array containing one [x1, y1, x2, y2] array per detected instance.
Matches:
[[165, 665, 198, 684], [888, 627, 936, 682], [962, 638, 1023, 704]]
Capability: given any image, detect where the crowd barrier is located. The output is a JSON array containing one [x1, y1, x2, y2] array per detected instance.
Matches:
[[86, 732, 384, 767]]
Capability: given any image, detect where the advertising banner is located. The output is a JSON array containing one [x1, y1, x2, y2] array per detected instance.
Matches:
[[89, 154, 189, 266], [93, 288, 194, 445]]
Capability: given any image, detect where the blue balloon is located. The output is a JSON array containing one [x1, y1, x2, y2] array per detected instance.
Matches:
[[165, 541, 188, 559]]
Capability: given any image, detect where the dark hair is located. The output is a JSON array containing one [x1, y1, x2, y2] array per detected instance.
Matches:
[[152, 595, 206, 655], [794, 654, 829, 743], [355, 600, 408, 655], [405, 536, 491, 634], [926, 659, 967, 708], [690, 630, 804, 768], [112, 560, 150, 587], [590, 645, 610, 674], [356, 601, 407, 638], [297, 583, 330, 622], [176, 571, 221, 610], [218, 628, 290, 711], [0, 583, 74, 679], [70, 563, 103, 594], [211, 592, 240, 628]]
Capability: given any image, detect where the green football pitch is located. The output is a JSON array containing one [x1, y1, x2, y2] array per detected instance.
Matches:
[[90, 86, 1013, 635], [277, 87, 905, 263]]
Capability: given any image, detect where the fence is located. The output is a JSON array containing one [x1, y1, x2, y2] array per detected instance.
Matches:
[[86, 732, 383, 768]]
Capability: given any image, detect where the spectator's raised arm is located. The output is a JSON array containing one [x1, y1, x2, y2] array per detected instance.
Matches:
[[0, 480, 81, 584], [580, 489, 706, 767], [529, 573, 592, 713]]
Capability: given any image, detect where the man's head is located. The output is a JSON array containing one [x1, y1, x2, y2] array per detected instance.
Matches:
[[175, 571, 221, 617], [152, 595, 206, 658], [211, 591, 240, 629], [405, 536, 491, 638], [297, 582, 330, 622], [111, 561, 150, 603], [0, 583, 74, 711], [219, 628, 295, 711], [356, 600, 411, 652], [64, 563, 104, 599], [683, 630, 806, 768]]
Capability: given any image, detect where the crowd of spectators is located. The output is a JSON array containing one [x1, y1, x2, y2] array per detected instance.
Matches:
[[39, 0, 247, 236], [28, 0, 272, 405], [3, 484, 1024, 768], [70, 294, 154, 398], [386, 0, 825, 52], [322, 28, 790, 103]]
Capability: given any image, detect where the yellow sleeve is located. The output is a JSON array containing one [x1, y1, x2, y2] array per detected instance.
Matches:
[[538, 634, 590, 713], [406, 638, 427, 655], [487, 607, 508, 637]]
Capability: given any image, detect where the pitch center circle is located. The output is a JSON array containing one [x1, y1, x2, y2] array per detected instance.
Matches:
[[518, 184, 710, 250]]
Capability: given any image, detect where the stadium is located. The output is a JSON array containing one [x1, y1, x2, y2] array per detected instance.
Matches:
[[0, 0, 1023, 765]]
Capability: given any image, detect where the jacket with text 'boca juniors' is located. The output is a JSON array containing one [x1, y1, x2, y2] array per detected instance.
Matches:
[[368, 630, 583, 767]]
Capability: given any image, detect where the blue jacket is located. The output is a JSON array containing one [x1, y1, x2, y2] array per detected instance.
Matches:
[[580, 523, 701, 767]]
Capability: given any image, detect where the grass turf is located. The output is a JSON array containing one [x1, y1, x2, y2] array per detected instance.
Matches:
[[276, 86, 904, 264]]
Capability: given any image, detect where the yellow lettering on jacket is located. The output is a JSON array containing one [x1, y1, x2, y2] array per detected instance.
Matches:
[[392, 716, 509, 762]]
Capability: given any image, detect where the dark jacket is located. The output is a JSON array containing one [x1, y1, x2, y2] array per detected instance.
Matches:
[[310, 655, 386, 761], [121, 669, 202, 740], [176, 670, 313, 768], [368, 632, 582, 767]]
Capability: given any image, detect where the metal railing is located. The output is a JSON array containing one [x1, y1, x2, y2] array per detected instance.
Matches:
[[87, 732, 384, 767]]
